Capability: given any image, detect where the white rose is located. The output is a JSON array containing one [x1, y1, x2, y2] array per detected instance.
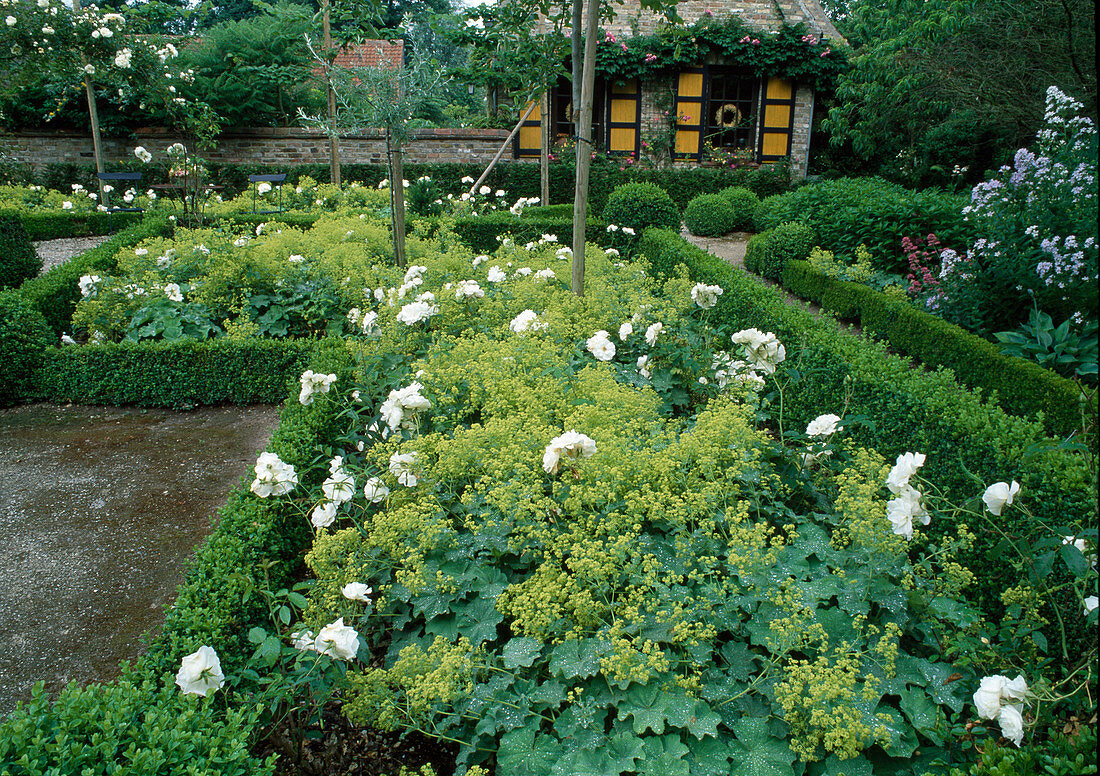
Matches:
[[311, 502, 337, 528], [487, 266, 506, 283], [997, 703, 1025, 747], [645, 322, 663, 346], [174, 646, 225, 696], [1084, 595, 1098, 616], [163, 282, 183, 302], [886, 452, 926, 495], [805, 414, 841, 438], [973, 675, 1007, 720], [618, 322, 633, 341], [886, 485, 929, 540], [342, 582, 373, 602], [315, 618, 360, 660], [5, 16, 15, 27], [982, 480, 1020, 515], [291, 629, 317, 652], [586, 331, 616, 361], [690, 283, 723, 309], [363, 477, 389, 503], [543, 430, 597, 475], [389, 451, 419, 487]]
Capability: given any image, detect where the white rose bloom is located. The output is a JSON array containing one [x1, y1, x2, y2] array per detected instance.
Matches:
[[982, 481, 1020, 515], [5, 16, 15, 27], [730, 328, 786, 374], [342, 582, 373, 602], [513, 267, 533, 277], [886, 485, 929, 540], [543, 430, 597, 475], [472, 254, 489, 266], [360, 310, 380, 336], [535, 268, 556, 280], [622, 226, 635, 236], [479, 185, 491, 195], [315, 618, 360, 660], [618, 322, 633, 341], [396, 301, 438, 326], [133, 146, 152, 163], [299, 370, 337, 405], [1000, 675, 1030, 704], [250, 451, 298, 497], [637, 354, 652, 379], [998, 703, 1026, 747], [509, 309, 543, 334], [310, 501, 337, 528], [322, 467, 356, 506], [586, 330, 616, 362], [690, 283, 724, 309], [455, 280, 484, 300], [806, 414, 841, 438], [291, 629, 317, 652], [886, 452, 926, 495], [174, 646, 224, 696], [461, 175, 475, 184], [389, 452, 420, 487], [973, 675, 1007, 720], [62, 200, 72, 210], [113, 49, 131, 68], [645, 322, 664, 346], [163, 283, 183, 302], [257, 182, 272, 194], [78, 274, 100, 298], [83, 64, 95, 75], [1084, 595, 1098, 616], [487, 266, 507, 283], [363, 477, 389, 503]]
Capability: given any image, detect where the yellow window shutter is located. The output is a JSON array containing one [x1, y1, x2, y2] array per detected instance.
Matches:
[[515, 100, 542, 159], [758, 78, 794, 161], [607, 79, 639, 156], [674, 69, 705, 159]]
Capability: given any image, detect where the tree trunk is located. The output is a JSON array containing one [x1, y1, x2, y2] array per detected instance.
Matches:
[[540, 89, 551, 207], [571, 0, 582, 129], [82, 69, 104, 194], [570, 0, 600, 297], [388, 129, 407, 269], [322, 0, 341, 188]]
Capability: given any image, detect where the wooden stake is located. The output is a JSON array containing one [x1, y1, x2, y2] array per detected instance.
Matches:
[[467, 100, 538, 198]]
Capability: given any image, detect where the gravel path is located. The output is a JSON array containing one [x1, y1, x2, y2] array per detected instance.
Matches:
[[34, 236, 113, 275]]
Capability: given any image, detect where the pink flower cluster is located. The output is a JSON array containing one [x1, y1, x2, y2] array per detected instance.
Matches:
[[902, 234, 943, 296], [801, 34, 818, 44], [740, 35, 761, 45], [644, 53, 658, 63]]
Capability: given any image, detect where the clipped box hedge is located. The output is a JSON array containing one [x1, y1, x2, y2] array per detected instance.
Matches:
[[36, 337, 320, 408], [20, 210, 143, 241], [452, 210, 608, 254], [782, 259, 1089, 438]]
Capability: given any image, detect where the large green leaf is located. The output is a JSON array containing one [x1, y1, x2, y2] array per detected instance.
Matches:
[[898, 687, 944, 745], [638, 733, 691, 776], [549, 638, 603, 680], [502, 636, 543, 669], [728, 717, 798, 776], [497, 727, 563, 776]]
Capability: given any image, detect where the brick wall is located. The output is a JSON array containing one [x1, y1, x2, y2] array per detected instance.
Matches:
[[1, 127, 515, 170]]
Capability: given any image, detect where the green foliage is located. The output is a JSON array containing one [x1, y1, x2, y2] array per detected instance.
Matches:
[[602, 181, 681, 233], [995, 309, 1098, 385], [717, 186, 760, 232], [37, 337, 317, 408], [19, 211, 143, 241], [0, 290, 53, 406], [0, 209, 40, 289], [756, 177, 971, 272], [742, 230, 772, 275], [636, 228, 1096, 625], [177, 2, 320, 129], [0, 677, 275, 776], [758, 221, 816, 280], [451, 211, 607, 255], [683, 193, 736, 237], [17, 215, 171, 336], [943, 727, 1097, 776], [782, 259, 1089, 437], [823, 0, 1095, 186]]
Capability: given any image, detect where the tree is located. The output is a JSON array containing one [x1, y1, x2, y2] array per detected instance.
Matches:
[[822, 0, 1096, 185]]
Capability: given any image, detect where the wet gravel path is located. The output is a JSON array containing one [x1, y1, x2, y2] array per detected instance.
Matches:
[[0, 403, 279, 717]]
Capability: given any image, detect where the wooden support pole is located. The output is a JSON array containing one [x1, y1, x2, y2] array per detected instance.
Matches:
[[467, 100, 538, 198]]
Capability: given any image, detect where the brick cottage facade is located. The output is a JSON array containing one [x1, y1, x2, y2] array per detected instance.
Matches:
[[517, 0, 842, 177]]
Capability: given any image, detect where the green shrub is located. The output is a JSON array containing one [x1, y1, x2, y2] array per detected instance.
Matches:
[[782, 260, 1088, 437], [0, 210, 40, 289], [753, 194, 783, 233], [20, 211, 142, 241], [37, 337, 319, 408], [943, 727, 1097, 776], [683, 193, 736, 237], [602, 181, 681, 233], [0, 677, 275, 775], [17, 215, 171, 336], [717, 186, 760, 231], [755, 177, 970, 272], [451, 211, 606, 254], [742, 230, 772, 275], [0, 290, 54, 407], [759, 221, 815, 280]]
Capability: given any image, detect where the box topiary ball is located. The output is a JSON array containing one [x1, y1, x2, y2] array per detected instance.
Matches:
[[602, 181, 681, 233], [717, 186, 761, 232], [684, 193, 736, 237]]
